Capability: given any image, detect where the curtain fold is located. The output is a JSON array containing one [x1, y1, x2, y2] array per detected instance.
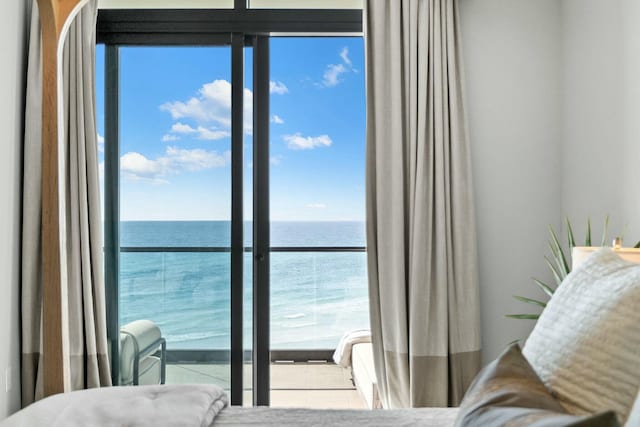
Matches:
[[365, 0, 481, 408], [22, 0, 111, 406]]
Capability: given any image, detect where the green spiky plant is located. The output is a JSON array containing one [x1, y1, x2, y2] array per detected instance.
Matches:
[[506, 216, 639, 321]]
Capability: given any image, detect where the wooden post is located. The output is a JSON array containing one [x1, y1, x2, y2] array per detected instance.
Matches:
[[36, 0, 87, 397]]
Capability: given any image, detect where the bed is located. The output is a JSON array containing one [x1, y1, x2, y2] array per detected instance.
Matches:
[[215, 406, 458, 426], [0, 384, 459, 427]]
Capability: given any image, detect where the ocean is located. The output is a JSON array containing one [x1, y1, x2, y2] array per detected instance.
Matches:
[[119, 221, 369, 350]]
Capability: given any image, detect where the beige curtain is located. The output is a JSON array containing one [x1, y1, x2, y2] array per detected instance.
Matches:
[[365, 0, 481, 408], [22, 0, 111, 406]]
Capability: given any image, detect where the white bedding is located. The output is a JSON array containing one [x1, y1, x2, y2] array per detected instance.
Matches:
[[0, 384, 228, 427], [0, 385, 458, 427], [215, 406, 459, 426]]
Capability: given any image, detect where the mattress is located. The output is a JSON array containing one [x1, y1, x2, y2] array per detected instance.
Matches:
[[214, 406, 459, 426]]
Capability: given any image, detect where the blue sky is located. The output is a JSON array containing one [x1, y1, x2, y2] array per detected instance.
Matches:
[[96, 37, 365, 221]]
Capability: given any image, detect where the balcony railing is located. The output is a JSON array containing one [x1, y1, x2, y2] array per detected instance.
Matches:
[[119, 245, 368, 363]]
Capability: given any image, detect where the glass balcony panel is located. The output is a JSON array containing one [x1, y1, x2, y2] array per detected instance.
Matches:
[[270, 251, 368, 350], [120, 252, 231, 351]]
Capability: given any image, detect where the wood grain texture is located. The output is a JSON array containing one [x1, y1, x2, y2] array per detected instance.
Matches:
[[36, 0, 84, 398]]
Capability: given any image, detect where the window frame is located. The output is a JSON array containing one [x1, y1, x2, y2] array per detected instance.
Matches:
[[99, 5, 363, 407]]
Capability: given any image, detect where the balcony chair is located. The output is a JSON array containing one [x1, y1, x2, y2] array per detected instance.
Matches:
[[120, 319, 166, 386]]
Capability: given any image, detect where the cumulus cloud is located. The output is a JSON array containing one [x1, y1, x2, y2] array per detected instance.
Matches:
[[270, 81, 289, 95], [271, 115, 284, 124], [160, 80, 253, 135], [306, 203, 326, 209], [163, 121, 230, 142], [283, 133, 332, 150], [171, 122, 197, 134], [321, 47, 356, 87], [120, 146, 230, 184], [195, 127, 231, 140]]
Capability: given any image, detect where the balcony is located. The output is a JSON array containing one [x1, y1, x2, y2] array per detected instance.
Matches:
[[166, 361, 364, 409], [118, 245, 368, 408]]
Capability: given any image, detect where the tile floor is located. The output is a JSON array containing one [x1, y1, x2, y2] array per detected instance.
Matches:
[[166, 362, 366, 409]]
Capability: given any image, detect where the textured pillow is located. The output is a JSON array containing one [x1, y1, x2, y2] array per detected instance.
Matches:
[[455, 344, 619, 427], [523, 248, 640, 423]]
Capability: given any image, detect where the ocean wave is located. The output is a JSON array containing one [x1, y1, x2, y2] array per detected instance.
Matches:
[[283, 322, 316, 329], [168, 331, 228, 342], [283, 313, 305, 319]]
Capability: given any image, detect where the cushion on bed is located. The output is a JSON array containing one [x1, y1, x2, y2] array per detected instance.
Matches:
[[455, 344, 619, 427], [522, 248, 640, 423], [0, 384, 228, 427]]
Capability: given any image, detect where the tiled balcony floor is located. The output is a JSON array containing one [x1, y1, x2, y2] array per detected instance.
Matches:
[[166, 362, 366, 409]]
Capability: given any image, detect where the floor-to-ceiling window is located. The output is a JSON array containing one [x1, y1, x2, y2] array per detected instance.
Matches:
[[97, 2, 364, 408]]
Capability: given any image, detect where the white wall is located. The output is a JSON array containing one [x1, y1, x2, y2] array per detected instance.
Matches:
[[459, 0, 563, 363], [0, 0, 29, 418], [460, 0, 640, 365], [562, 0, 640, 244]]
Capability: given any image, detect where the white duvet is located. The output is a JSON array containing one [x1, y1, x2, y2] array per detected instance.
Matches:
[[0, 384, 228, 427]]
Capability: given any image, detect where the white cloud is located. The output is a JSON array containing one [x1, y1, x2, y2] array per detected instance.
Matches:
[[171, 122, 197, 134], [160, 80, 253, 134], [271, 115, 284, 124], [322, 64, 347, 87], [283, 133, 332, 150], [162, 134, 180, 142], [339, 47, 352, 67], [321, 46, 356, 87], [270, 155, 283, 165], [195, 127, 230, 140], [97, 134, 105, 152], [120, 146, 230, 184], [306, 203, 326, 209], [270, 81, 289, 95], [164, 121, 230, 141]]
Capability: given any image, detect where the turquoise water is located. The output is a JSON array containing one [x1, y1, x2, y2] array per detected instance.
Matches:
[[119, 221, 369, 350]]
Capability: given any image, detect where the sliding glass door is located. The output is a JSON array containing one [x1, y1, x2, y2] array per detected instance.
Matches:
[[98, 10, 365, 408], [268, 37, 367, 408]]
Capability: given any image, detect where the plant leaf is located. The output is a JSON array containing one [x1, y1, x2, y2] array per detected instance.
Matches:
[[513, 295, 547, 308], [601, 214, 610, 247], [505, 314, 540, 320], [543, 256, 563, 286], [586, 218, 591, 246], [620, 223, 628, 243], [548, 226, 570, 277], [566, 217, 576, 249], [548, 241, 569, 282], [532, 278, 555, 298], [635, 241, 640, 249]]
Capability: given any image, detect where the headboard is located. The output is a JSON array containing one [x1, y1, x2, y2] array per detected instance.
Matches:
[[572, 246, 640, 270]]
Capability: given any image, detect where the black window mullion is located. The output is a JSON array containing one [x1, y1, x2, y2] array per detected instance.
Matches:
[[104, 44, 120, 386], [230, 31, 245, 406], [252, 35, 270, 407]]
